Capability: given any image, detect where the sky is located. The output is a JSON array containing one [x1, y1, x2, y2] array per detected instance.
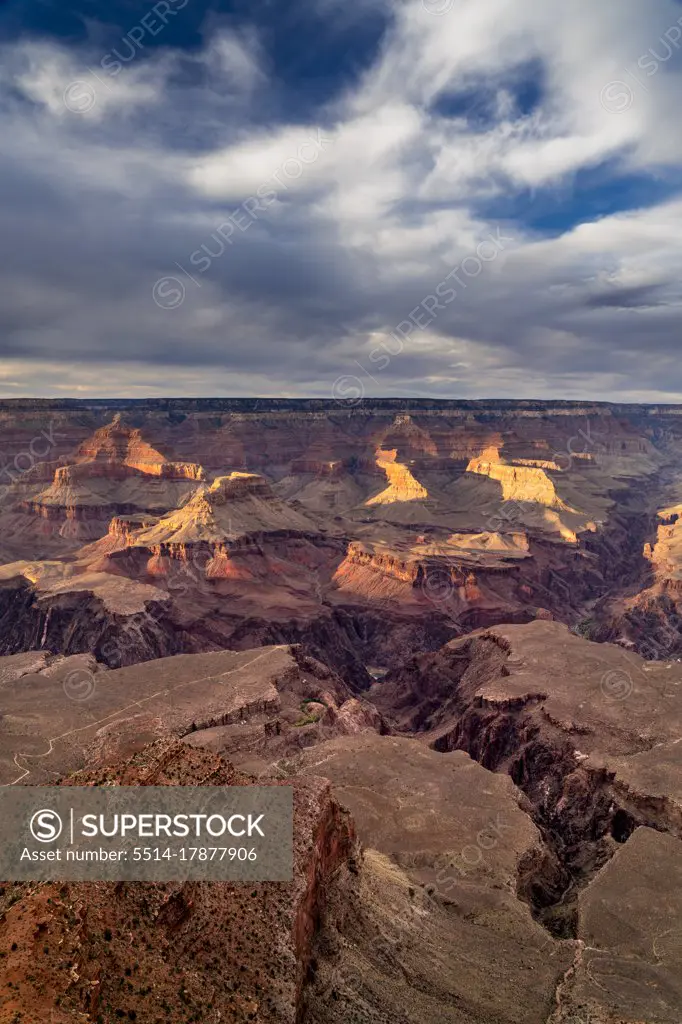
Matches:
[[2, 0, 682, 401]]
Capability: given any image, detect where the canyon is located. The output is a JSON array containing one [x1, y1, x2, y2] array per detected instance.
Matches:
[[1, 398, 682, 1023]]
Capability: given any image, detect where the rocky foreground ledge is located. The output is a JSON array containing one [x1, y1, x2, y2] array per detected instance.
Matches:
[[1, 622, 680, 1022], [0, 741, 357, 1024]]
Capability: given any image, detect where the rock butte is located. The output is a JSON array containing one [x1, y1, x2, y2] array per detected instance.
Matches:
[[0, 398, 681, 1023]]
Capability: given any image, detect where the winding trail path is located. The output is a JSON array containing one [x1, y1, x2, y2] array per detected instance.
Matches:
[[8, 647, 285, 786]]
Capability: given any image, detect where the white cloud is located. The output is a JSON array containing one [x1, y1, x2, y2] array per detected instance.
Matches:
[[10, 40, 166, 121], [186, 124, 334, 199], [204, 29, 265, 94]]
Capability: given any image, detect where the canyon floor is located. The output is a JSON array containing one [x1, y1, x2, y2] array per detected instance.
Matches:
[[1, 398, 682, 1023]]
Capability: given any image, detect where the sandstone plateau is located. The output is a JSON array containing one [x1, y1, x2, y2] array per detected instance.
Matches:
[[0, 398, 681, 1023]]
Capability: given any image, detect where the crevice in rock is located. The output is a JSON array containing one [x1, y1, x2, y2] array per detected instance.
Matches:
[[372, 629, 680, 940], [433, 702, 682, 938], [611, 808, 637, 843]]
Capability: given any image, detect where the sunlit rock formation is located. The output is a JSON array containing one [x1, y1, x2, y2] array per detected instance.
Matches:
[[466, 446, 573, 509], [365, 448, 428, 505]]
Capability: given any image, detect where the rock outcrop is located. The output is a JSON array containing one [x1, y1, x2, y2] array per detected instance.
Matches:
[[8, 415, 204, 550], [467, 446, 574, 509], [372, 621, 682, 946], [365, 448, 429, 505], [0, 642, 382, 785], [295, 735, 575, 1023], [0, 741, 358, 1024]]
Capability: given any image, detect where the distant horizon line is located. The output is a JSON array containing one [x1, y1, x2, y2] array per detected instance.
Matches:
[[1, 396, 682, 410]]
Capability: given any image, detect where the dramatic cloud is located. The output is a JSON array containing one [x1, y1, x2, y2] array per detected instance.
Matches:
[[1, 0, 682, 399]]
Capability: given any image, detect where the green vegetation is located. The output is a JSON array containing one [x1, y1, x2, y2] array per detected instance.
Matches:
[[573, 618, 599, 640], [293, 697, 327, 727]]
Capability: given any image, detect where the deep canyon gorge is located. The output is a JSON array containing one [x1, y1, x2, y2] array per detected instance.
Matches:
[[0, 398, 681, 1024]]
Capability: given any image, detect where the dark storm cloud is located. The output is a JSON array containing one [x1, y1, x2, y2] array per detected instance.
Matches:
[[584, 283, 668, 309]]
